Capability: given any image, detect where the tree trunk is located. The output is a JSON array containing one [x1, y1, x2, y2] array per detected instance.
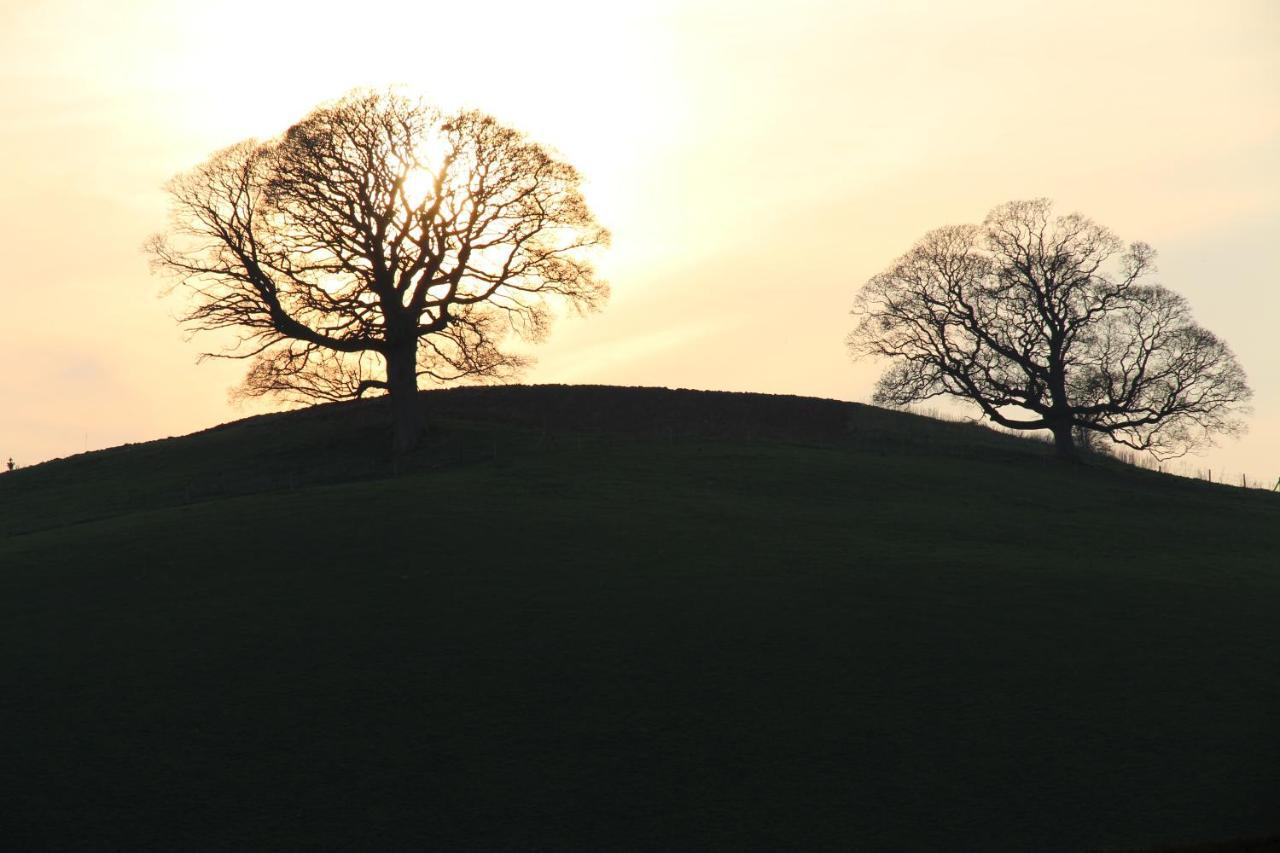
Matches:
[[1050, 419, 1077, 462], [385, 340, 422, 455], [1045, 353, 1077, 463]]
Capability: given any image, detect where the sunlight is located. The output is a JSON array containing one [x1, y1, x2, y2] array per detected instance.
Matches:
[[2, 0, 1275, 482], [399, 167, 435, 211], [81, 0, 687, 296]]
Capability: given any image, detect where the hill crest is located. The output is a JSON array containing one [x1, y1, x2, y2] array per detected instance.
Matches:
[[1, 383, 1274, 539]]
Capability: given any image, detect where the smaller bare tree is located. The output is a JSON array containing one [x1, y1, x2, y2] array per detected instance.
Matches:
[[848, 199, 1251, 462], [150, 90, 609, 453]]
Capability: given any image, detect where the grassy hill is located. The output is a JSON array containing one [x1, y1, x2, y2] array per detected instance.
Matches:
[[1, 385, 1277, 852]]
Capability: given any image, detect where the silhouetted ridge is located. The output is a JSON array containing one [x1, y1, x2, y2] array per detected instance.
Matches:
[[206, 383, 1028, 452], [3, 384, 1271, 539], [404, 384, 932, 444]]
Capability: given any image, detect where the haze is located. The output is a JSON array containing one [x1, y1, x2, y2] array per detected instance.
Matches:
[[1, 0, 1276, 482]]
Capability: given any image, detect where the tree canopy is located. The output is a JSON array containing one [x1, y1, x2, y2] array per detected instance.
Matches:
[[848, 199, 1251, 461], [150, 90, 609, 451]]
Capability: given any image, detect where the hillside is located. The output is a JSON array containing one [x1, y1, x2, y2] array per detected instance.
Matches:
[[1, 385, 1277, 852]]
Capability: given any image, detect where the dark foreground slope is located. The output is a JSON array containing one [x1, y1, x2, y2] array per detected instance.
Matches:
[[1, 386, 1277, 853]]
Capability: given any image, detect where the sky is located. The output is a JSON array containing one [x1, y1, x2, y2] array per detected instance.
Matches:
[[1, 0, 1277, 483]]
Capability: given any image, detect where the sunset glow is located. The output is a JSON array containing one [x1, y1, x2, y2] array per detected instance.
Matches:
[[1, 0, 1277, 480]]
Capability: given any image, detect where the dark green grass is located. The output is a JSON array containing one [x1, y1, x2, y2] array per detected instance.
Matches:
[[1, 386, 1277, 852]]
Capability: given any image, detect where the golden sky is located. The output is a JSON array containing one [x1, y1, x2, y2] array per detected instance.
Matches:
[[1, 0, 1277, 481]]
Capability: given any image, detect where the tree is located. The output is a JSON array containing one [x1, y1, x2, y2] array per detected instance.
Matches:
[[150, 90, 609, 453], [848, 199, 1251, 462]]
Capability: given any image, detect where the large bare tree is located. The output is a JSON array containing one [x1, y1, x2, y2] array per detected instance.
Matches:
[[848, 199, 1251, 461], [150, 90, 609, 452]]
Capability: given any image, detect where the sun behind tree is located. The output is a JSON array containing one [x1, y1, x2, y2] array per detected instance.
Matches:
[[149, 89, 609, 453]]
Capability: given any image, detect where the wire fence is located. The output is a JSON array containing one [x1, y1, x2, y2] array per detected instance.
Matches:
[[905, 405, 1279, 493]]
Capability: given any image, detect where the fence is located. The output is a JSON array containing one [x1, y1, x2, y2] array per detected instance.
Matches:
[[904, 405, 1278, 493]]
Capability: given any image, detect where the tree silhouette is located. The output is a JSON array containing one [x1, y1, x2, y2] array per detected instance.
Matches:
[[150, 90, 609, 453], [848, 199, 1251, 462]]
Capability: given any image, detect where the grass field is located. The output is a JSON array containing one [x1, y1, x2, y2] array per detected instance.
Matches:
[[2, 385, 1277, 852]]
